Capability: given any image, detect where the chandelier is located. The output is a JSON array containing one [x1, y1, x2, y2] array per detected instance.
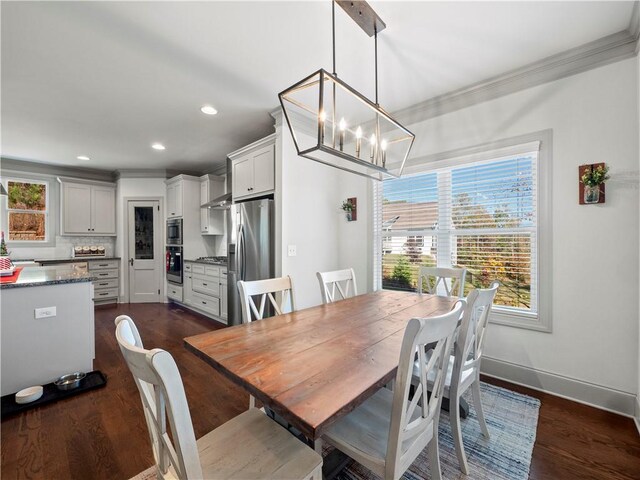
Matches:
[[278, 0, 414, 181]]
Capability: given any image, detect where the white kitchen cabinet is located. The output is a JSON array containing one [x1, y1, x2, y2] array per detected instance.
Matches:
[[173, 261, 226, 323], [230, 135, 276, 201], [199, 174, 225, 235], [184, 263, 194, 306], [59, 179, 116, 235], [91, 186, 116, 234], [166, 181, 183, 218], [220, 269, 228, 322]]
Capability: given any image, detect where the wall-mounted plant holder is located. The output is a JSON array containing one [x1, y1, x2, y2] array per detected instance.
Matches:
[[579, 163, 606, 205], [341, 197, 357, 221]]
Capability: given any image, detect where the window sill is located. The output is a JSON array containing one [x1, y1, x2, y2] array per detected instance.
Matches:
[[490, 308, 551, 333]]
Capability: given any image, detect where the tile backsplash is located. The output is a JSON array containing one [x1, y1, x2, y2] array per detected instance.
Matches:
[[10, 236, 116, 261]]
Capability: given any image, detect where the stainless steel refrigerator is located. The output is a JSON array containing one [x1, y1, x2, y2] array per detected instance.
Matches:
[[227, 198, 274, 325]]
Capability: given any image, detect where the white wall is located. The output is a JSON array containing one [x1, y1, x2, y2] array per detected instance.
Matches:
[[115, 177, 167, 299], [637, 52, 640, 427], [337, 57, 639, 414], [275, 119, 344, 309]]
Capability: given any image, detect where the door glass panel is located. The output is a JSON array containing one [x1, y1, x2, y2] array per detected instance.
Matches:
[[135, 207, 154, 259]]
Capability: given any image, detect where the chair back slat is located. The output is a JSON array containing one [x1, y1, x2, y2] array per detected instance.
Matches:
[[316, 268, 358, 304], [453, 282, 499, 385], [237, 276, 296, 323], [115, 315, 202, 480], [418, 266, 467, 298], [385, 301, 464, 479]]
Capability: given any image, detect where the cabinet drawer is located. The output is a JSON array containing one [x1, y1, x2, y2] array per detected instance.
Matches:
[[94, 288, 118, 300], [204, 266, 220, 277], [89, 259, 119, 270], [91, 269, 118, 279], [192, 275, 219, 297], [192, 264, 205, 275], [192, 292, 220, 316], [93, 278, 118, 290], [167, 284, 183, 302]]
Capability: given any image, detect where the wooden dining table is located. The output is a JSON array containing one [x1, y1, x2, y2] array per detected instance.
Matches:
[[184, 290, 457, 451]]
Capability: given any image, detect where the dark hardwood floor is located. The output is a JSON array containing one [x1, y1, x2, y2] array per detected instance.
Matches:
[[2, 303, 639, 479]]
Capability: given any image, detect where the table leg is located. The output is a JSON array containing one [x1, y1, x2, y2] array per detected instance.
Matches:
[[441, 396, 469, 418]]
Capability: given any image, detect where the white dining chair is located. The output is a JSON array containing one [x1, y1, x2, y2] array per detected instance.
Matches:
[[322, 301, 465, 480], [237, 275, 296, 408], [412, 281, 499, 474], [316, 268, 358, 304], [417, 266, 467, 298], [114, 315, 322, 480], [237, 276, 296, 324]]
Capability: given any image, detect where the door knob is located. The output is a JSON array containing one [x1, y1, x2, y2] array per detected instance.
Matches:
[[129, 258, 134, 266]]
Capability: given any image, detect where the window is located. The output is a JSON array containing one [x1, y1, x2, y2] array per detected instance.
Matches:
[[6, 179, 49, 242], [378, 137, 550, 330]]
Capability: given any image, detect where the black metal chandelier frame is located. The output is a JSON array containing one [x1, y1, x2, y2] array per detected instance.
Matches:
[[278, 0, 415, 181]]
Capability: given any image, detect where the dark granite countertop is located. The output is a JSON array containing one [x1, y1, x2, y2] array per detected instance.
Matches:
[[184, 259, 227, 267], [1, 265, 94, 289], [16, 257, 121, 265]]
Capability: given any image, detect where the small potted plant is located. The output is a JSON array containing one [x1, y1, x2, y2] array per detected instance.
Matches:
[[341, 200, 355, 221], [581, 164, 610, 204], [0, 231, 14, 273]]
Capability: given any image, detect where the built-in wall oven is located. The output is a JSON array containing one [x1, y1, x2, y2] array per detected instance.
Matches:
[[166, 246, 183, 285], [166, 218, 183, 246]]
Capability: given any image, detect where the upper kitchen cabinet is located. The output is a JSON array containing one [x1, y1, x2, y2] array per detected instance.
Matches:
[[230, 134, 276, 202], [59, 178, 116, 235], [166, 179, 183, 218], [200, 174, 225, 235]]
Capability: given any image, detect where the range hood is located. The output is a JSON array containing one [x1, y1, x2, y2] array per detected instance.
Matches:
[[201, 192, 232, 210], [201, 158, 233, 210]]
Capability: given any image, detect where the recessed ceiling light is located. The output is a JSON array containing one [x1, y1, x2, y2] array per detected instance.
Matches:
[[200, 105, 218, 115], [151, 143, 166, 151], [77, 155, 90, 161]]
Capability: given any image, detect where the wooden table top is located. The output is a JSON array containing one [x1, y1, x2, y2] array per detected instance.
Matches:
[[184, 290, 457, 440]]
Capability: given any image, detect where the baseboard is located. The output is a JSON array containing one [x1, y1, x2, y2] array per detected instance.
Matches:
[[635, 396, 640, 436], [481, 356, 637, 417]]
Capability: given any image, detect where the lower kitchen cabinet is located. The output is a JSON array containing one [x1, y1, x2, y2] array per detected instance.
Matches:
[[173, 261, 226, 325], [220, 271, 228, 321], [87, 259, 120, 304], [40, 258, 120, 304]]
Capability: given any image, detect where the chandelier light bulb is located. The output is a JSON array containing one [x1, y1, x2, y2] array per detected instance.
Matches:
[[356, 126, 362, 139]]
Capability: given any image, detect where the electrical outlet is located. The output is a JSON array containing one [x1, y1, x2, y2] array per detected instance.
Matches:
[[35, 307, 56, 319], [287, 245, 297, 257]]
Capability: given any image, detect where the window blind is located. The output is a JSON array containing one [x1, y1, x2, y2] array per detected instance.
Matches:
[[381, 150, 538, 314]]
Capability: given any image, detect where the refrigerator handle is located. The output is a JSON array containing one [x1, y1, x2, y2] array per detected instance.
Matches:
[[237, 224, 245, 281]]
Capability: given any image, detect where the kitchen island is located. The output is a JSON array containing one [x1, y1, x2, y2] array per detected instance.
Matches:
[[1, 264, 95, 396]]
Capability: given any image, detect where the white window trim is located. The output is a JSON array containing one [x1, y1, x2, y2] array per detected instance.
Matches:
[[374, 130, 553, 333], [2, 176, 52, 246]]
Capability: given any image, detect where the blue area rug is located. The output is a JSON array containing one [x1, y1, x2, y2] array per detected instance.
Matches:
[[131, 382, 540, 480], [332, 382, 540, 480]]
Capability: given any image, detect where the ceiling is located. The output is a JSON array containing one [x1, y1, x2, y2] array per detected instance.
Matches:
[[1, 1, 635, 173]]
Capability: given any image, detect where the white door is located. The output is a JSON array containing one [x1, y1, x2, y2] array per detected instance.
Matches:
[[128, 201, 161, 303], [91, 186, 116, 234], [233, 156, 253, 197], [63, 183, 92, 233], [252, 145, 275, 194], [167, 183, 177, 218], [200, 180, 209, 233]]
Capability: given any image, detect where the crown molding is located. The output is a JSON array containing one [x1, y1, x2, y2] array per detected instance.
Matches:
[[115, 169, 169, 179], [630, 1, 640, 54], [0, 157, 115, 182], [227, 133, 277, 161], [393, 27, 639, 126]]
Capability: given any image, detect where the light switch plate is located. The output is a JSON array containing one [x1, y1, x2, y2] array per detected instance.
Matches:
[[35, 307, 56, 319], [287, 245, 297, 257]]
